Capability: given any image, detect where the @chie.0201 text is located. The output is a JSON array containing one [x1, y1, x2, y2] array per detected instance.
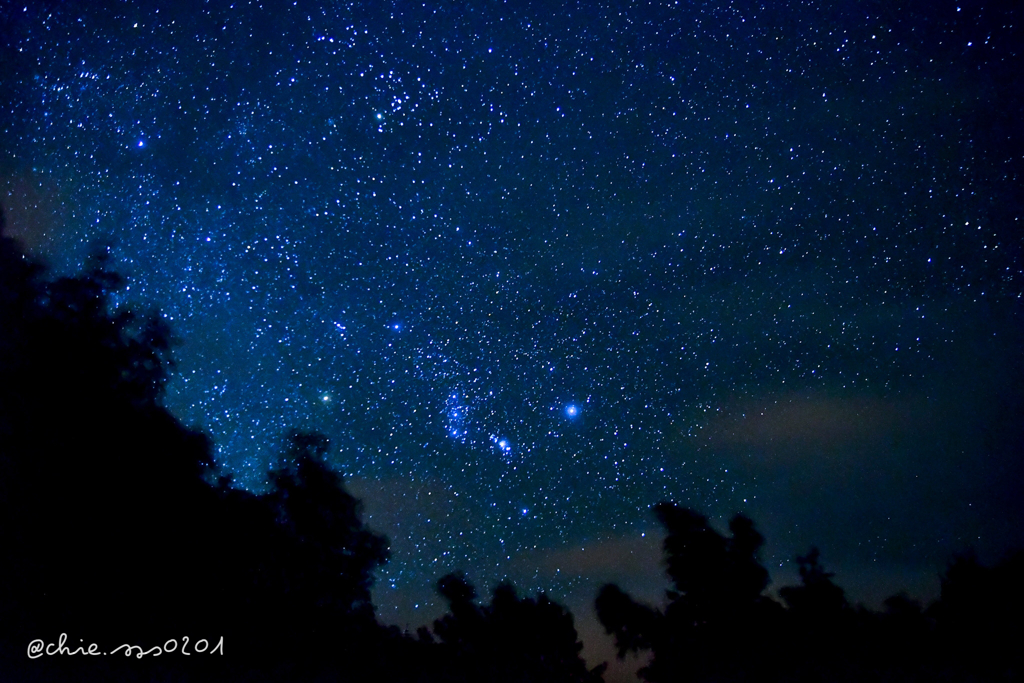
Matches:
[[27, 633, 224, 659]]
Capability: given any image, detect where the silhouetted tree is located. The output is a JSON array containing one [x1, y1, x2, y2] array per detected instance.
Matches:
[[656, 505, 771, 619], [0, 216, 404, 681], [927, 550, 1024, 679], [267, 431, 388, 620], [775, 546, 858, 679], [779, 546, 848, 618], [433, 573, 606, 683], [597, 504, 782, 682], [594, 584, 659, 658], [0, 208, 231, 681], [598, 499, 1024, 682], [221, 429, 392, 676]]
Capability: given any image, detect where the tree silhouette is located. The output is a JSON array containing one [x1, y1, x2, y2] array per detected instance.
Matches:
[[598, 500, 1024, 682], [432, 572, 606, 683], [775, 546, 857, 679], [779, 546, 847, 616], [266, 431, 388, 620], [656, 504, 771, 620], [0, 208, 230, 680], [594, 584, 659, 659], [0, 214, 402, 681], [928, 550, 1024, 679], [597, 504, 783, 682]]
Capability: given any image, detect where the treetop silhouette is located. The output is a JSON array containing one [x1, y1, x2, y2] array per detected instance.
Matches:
[[598, 502, 1024, 682], [432, 572, 606, 683]]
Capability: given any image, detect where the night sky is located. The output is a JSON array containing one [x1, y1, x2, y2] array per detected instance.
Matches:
[[2, 0, 1022, 676]]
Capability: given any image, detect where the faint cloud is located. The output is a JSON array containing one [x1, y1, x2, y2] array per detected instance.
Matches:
[[701, 392, 914, 456]]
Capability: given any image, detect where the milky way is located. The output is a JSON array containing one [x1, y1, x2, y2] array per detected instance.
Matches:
[[2, 0, 1022, 637]]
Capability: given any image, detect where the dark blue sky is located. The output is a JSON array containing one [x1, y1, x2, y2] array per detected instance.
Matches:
[[2, 0, 1022, 676]]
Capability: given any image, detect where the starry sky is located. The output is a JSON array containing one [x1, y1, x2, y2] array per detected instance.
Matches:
[[2, 0, 1022, 675]]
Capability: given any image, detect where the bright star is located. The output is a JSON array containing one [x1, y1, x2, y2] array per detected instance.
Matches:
[[565, 404, 579, 417]]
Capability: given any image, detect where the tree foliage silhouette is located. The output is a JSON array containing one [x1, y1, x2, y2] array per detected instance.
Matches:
[[0, 214, 401, 681], [778, 546, 848, 618], [930, 550, 1024, 678], [597, 501, 1024, 682], [266, 431, 389, 619], [432, 572, 606, 683], [598, 504, 782, 682]]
